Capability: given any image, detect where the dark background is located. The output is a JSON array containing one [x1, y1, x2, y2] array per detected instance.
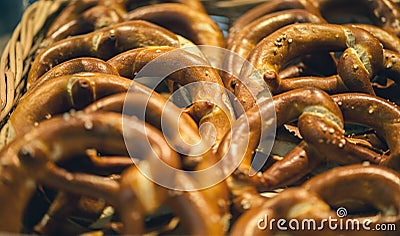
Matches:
[[0, 0, 36, 52]]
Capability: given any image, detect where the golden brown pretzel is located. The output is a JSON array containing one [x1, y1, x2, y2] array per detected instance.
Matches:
[[262, 49, 400, 95], [84, 92, 231, 227], [312, 0, 400, 36], [231, 165, 400, 236], [123, 0, 207, 13], [260, 74, 348, 94], [230, 187, 331, 236], [380, 50, 400, 84], [227, 0, 320, 45], [0, 112, 180, 232], [83, 92, 201, 166], [126, 3, 224, 47], [107, 46, 235, 144], [118, 167, 225, 235], [331, 93, 400, 171], [235, 23, 383, 110], [217, 88, 341, 213], [345, 24, 400, 53], [10, 73, 143, 136], [224, 9, 326, 91], [45, 0, 127, 37], [28, 57, 119, 90], [43, 5, 124, 46], [298, 111, 385, 166], [303, 164, 400, 218], [28, 20, 185, 85]]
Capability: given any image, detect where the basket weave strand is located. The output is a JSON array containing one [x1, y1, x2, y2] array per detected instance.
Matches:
[[0, 0, 67, 147]]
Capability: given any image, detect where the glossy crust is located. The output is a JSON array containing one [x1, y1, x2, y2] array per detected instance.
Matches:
[[235, 23, 383, 110], [126, 3, 224, 47], [28, 20, 182, 85]]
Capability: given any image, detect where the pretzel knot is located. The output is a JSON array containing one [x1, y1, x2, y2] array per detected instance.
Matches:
[[235, 23, 384, 110], [231, 164, 400, 235]]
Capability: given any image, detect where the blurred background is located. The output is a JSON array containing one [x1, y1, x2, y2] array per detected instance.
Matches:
[[0, 0, 37, 52]]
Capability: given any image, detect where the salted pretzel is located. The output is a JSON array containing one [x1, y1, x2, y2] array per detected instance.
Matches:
[[217, 88, 339, 213], [345, 24, 400, 53], [29, 57, 119, 90], [330, 93, 400, 171], [311, 0, 400, 36], [45, 0, 127, 37], [231, 164, 400, 236], [224, 9, 326, 92], [235, 23, 383, 110], [28, 20, 190, 86], [118, 166, 225, 235], [227, 0, 320, 45], [126, 3, 224, 47], [107, 46, 235, 144], [218, 87, 341, 188], [0, 112, 181, 232], [270, 47, 400, 95], [46, 0, 206, 39], [380, 50, 400, 84], [43, 5, 124, 46], [304, 164, 400, 217], [10, 73, 136, 136], [84, 92, 231, 224], [84, 92, 200, 157]]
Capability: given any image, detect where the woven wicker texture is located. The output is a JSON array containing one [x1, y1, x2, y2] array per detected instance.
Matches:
[[0, 0, 67, 147]]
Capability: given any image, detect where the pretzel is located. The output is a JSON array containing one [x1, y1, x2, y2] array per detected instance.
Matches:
[[304, 164, 400, 217], [311, 0, 400, 36], [227, 0, 320, 45], [224, 9, 326, 91], [28, 57, 119, 90], [118, 167, 225, 235], [263, 48, 400, 95], [123, 0, 207, 13], [84, 92, 202, 166], [216, 88, 342, 213], [0, 112, 180, 232], [42, 5, 124, 46], [46, 0, 127, 37], [126, 3, 224, 47], [231, 164, 400, 235], [10, 73, 137, 136], [235, 23, 383, 110], [85, 92, 231, 231], [85, 92, 231, 222], [345, 24, 400, 53], [380, 50, 400, 84], [107, 46, 235, 144], [230, 187, 331, 236], [298, 110, 385, 166], [28, 20, 186, 86], [331, 93, 400, 171]]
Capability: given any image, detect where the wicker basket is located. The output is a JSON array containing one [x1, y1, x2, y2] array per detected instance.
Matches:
[[0, 0, 69, 147]]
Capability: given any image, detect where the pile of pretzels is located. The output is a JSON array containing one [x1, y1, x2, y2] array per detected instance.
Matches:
[[1, 0, 400, 235]]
